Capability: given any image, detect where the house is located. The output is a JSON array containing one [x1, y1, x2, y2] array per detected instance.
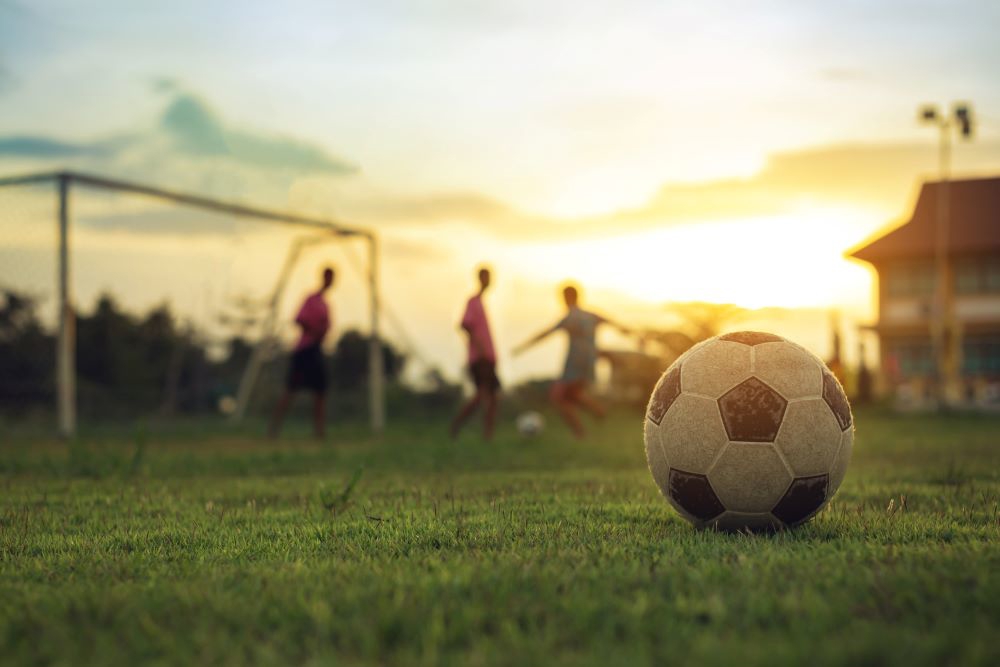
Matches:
[[848, 176, 1000, 406]]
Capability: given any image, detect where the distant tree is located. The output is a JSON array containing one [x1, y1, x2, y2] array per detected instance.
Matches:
[[75, 294, 131, 388], [666, 301, 747, 341], [411, 367, 462, 413], [0, 289, 54, 409], [640, 302, 747, 358], [0, 289, 46, 341], [0, 288, 440, 421], [329, 330, 405, 391], [74, 295, 175, 413]]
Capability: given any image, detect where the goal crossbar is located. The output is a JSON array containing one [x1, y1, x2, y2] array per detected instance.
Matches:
[[0, 170, 385, 436]]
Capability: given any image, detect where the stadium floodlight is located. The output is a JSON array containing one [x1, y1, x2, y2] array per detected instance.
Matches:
[[954, 103, 974, 138], [0, 170, 385, 437], [917, 102, 976, 407]]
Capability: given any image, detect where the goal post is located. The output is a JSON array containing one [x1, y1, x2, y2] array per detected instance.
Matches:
[[0, 169, 385, 437]]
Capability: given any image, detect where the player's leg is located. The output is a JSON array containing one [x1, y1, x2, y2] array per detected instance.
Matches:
[[450, 361, 485, 439], [482, 386, 498, 441], [268, 390, 294, 439], [481, 362, 500, 441], [550, 381, 584, 438], [570, 385, 606, 419], [310, 348, 328, 440], [269, 350, 303, 438], [450, 391, 482, 439], [312, 391, 326, 439]]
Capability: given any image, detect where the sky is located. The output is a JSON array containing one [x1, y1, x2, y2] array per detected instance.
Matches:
[[2, 0, 1000, 382]]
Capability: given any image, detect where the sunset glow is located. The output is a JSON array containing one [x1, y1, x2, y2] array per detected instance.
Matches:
[[507, 209, 877, 311], [1, 0, 999, 380]]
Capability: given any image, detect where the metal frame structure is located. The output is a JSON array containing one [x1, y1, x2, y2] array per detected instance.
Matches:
[[0, 170, 385, 437]]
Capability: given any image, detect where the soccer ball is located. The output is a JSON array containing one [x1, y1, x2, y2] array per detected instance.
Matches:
[[516, 411, 545, 437], [217, 395, 238, 416], [644, 331, 853, 531]]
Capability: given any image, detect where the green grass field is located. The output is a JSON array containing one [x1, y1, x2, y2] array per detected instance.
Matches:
[[2, 408, 999, 666]]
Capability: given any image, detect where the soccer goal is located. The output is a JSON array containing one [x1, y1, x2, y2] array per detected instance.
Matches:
[[0, 170, 384, 437]]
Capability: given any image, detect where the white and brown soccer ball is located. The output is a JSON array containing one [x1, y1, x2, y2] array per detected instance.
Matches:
[[644, 331, 853, 531]]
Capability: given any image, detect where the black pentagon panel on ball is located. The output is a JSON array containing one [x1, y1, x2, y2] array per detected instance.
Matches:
[[719, 331, 784, 346], [668, 468, 725, 521], [772, 474, 828, 526], [717, 377, 787, 442], [822, 369, 853, 431], [647, 365, 682, 425]]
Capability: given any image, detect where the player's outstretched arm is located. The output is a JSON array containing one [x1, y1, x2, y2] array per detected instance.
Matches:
[[512, 323, 560, 356], [598, 314, 635, 337]]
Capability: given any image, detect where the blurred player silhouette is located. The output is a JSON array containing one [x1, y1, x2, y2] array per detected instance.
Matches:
[[514, 284, 631, 439], [269, 266, 335, 439], [450, 266, 501, 441]]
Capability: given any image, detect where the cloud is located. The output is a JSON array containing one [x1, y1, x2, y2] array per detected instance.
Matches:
[[150, 76, 180, 93], [0, 135, 113, 158], [158, 93, 358, 174], [0, 89, 358, 176], [75, 207, 242, 237], [631, 140, 1000, 224], [383, 236, 453, 262], [0, 64, 11, 93], [818, 67, 866, 82], [160, 94, 230, 155], [333, 139, 1000, 241]]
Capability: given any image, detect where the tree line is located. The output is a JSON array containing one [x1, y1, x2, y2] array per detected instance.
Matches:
[[0, 288, 460, 421]]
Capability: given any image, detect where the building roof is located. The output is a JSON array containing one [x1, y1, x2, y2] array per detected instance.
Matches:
[[848, 176, 1000, 263]]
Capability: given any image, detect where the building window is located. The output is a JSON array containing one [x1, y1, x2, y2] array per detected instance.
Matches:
[[885, 262, 936, 297], [962, 336, 1000, 375], [955, 258, 1000, 294], [956, 262, 979, 293], [887, 339, 934, 376]]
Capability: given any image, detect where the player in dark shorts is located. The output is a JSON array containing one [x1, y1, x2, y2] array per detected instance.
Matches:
[[450, 267, 501, 441], [268, 267, 335, 439], [286, 344, 327, 394]]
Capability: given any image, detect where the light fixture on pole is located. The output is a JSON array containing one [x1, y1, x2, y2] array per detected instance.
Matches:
[[917, 101, 975, 407]]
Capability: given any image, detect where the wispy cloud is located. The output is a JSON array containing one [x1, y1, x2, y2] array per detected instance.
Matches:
[[0, 135, 115, 158], [0, 88, 358, 176], [818, 67, 866, 82], [75, 208, 242, 237], [326, 140, 1000, 240], [159, 93, 357, 174]]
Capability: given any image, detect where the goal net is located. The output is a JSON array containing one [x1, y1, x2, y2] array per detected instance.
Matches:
[[0, 171, 382, 436]]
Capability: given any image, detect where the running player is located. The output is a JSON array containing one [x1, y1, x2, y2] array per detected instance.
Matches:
[[268, 266, 335, 439], [513, 284, 631, 438], [449, 266, 501, 441]]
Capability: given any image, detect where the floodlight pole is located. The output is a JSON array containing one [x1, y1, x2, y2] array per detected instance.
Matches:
[[919, 102, 974, 408], [56, 174, 76, 438], [368, 233, 385, 434]]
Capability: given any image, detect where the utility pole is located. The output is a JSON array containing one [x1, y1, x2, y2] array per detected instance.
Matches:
[[918, 102, 974, 408]]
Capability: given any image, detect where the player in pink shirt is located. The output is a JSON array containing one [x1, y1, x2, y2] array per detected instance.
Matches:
[[269, 267, 335, 439], [449, 267, 501, 441]]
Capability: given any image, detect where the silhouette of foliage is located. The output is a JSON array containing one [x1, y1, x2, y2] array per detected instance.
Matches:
[[0, 287, 427, 420]]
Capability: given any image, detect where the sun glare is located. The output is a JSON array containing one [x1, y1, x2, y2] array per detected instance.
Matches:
[[508, 209, 877, 313]]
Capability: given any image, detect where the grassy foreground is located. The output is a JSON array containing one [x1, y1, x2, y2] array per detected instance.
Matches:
[[1, 409, 999, 666]]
